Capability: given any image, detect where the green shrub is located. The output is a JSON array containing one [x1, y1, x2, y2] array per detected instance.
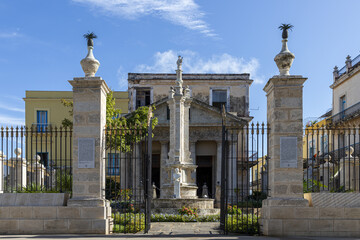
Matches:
[[226, 214, 259, 234], [227, 205, 242, 215], [112, 213, 145, 233], [151, 213, 219, 222], [15, 183, 59, 193]]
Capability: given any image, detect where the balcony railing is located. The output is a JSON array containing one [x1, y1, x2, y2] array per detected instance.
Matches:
[[337, 53, 360, 78], [330, 101, 360, 124], [31, 123, 52, 132]]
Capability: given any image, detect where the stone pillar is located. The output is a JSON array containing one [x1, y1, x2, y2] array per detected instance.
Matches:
[[261, 75, 308, 235], [160, 141, 169, 198], [215, 141, 222, 206], [190, 141, 196, 164], [31, 159, 46, 187], [67, 77, 111, 234], [9, 148, 27, 189], [68, 77, 109, 205], [319, 160, 333, 192]]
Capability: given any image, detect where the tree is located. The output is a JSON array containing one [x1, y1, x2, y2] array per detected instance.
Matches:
[[61, 91, 157, 152], [278, 23, 294, 39]]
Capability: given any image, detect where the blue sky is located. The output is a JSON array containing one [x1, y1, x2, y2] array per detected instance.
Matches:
[[0, 0, 359, 126]]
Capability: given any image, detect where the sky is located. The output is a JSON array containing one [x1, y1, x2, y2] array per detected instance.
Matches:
[[0, 0, 360, 126]]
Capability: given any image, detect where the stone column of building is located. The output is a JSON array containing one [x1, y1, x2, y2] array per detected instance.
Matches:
[[159, 141, 168, 198], [261, 33, 308, 235], [215, 140, 222, 206], [67, 42, 111, 234], [162, 56, 198, 199]]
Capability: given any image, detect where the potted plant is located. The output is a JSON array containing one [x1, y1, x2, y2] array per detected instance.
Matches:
[[83, 31, 97, 47], [278, 23, 293, 39]]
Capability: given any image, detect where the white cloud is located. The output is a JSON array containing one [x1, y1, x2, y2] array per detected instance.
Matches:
[[0, 103, 24, 113], [0, 31, 21, 38], [72, 0, 216, 37], [135, 50, 264, 84], [0, 114, 24, 127]]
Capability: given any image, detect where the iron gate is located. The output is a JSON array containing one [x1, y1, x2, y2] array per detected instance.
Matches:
[[220, 122, 270, 235], [105, 121, 152, 234]]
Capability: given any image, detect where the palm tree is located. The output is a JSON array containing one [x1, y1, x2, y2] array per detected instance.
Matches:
[[278, 24, 293, 39], [83, 32, 97, 47]]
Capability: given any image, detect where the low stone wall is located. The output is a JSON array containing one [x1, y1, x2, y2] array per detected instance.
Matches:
[[261, 205, 360, 237], [0, 206, 112, 234], [305, 192, 360, 207], [0, 193, 69, 206], [0, 193, 112, 234]]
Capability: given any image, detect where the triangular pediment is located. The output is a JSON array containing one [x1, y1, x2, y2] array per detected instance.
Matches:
[[150, 97, 249, 126]]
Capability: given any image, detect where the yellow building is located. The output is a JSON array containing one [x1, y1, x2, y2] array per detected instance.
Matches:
[[250, 156, 268, 193], [330, 54, 360, 126], [302, 118, 329, 160], [23, 91, 128, 168]]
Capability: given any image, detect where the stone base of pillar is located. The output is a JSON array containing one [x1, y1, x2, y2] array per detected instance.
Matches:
[[262, 197, 308, 207], [160, 185, 198, 199], [67, 198, 109, 207], [261, 197, 309, 236]]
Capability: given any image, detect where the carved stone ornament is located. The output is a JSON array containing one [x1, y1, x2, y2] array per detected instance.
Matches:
[[80, 46, 100, 77], [274, 39, 295, 76]]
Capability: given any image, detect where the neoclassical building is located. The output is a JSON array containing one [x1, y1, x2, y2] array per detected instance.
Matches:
[[127, 72, 252, 200]]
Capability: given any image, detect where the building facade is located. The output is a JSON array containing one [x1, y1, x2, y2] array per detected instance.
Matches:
[[23, 72, 253, 203]]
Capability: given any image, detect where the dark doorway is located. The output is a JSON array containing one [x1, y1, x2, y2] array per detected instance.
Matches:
[[196, 156, 213, 198], [152, 154, 160, 198]]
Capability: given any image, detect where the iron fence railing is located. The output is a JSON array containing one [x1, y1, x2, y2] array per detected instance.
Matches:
[[304, 126, 360, 193], [0, 126, 72, 193], [220, 123, 270, 235], [105, 123, 152, 234]]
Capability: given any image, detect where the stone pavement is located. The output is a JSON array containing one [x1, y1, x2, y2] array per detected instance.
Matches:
[[1, 222, 360, 240]]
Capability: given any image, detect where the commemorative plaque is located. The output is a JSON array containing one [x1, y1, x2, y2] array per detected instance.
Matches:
[[280, 137, 297, 168], [78, 138, 95, 168]]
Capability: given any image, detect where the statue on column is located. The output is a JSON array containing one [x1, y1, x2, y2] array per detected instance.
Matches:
[[177, 55, 183, 70], [173, 168, 181, 198], [176, 56, 183, 88]]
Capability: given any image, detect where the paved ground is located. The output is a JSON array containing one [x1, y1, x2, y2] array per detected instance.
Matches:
[[1, 223, 360, 240]]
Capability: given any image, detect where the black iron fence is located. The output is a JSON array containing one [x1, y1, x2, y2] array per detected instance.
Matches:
[[304, 125, 360, 193], [220, 122, 270, 235], [105, 123, 152, 234], [0, 126, 72, 193]]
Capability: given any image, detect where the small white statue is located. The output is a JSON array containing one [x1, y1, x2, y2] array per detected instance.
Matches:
[[173, 168, 181, 198], [176, 55, 183, 70]]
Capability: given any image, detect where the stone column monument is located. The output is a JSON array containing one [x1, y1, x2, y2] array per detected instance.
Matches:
[[9, 148, 27, 189], [161, 56, 198, 199], [261, 27, 308, 235], [67, 35, 111, 234]]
